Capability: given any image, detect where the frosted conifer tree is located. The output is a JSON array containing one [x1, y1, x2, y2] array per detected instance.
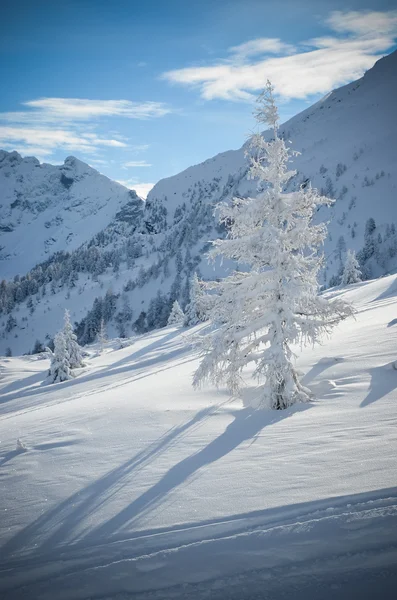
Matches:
[[49, 332, 73, 383], [184, 273, 204, 326], [63, 309, 84, 369], [16, 439, 28, 452], [194, 81, 352, 410], [341, 250, 361, 285], [167, 300, 185, 326]]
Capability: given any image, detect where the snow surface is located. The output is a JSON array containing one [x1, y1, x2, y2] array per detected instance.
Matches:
[[1, 275, 397, 598], [0, 152, 141, 279]]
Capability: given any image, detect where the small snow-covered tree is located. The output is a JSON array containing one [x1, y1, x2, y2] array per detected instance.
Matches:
[[184, 273, 204, 326], [63, 309, 84, 369], [16, 438, 28, 452], [49, 332, 73, 383], [194, 81, 352, 410], [341, 250, 362, 285], [167, 300, 185, 326], [97, 318, 107, 352]]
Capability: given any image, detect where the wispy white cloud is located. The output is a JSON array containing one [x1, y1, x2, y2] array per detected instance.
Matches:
[[0, 98, 167, 157], [116, 179, 154, 198], [162, 10, 397, 101], [0, 126, 126, 157], [229, 38, 296, 60], [123, 160, 152, 168], [25, 98, 170, 120], [0, 99, 171, 123], [1, 145, 53, 159], [326, 10, 397, 35]]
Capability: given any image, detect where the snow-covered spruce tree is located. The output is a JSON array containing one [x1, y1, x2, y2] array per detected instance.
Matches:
[[194, 81, 352, 410], [167, 300, 185, 326], [49, 332, 73, 383], [184, 273, 204, 326], [63, 309, 84, 369], [341, 250, 362, 285]]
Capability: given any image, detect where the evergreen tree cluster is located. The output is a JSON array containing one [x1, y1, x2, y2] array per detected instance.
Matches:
[[130, 273, 203, 334], [75, 289, 119, 345], [327, 218, 397, 287], [0, 178, 215, 356]]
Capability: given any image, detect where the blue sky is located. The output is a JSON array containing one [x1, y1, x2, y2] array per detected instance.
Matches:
[[1, 0, 396, 197]]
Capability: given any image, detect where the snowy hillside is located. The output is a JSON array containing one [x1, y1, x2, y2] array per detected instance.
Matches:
[[1, 50, 397, 356], [0, 151, 143, 278], [147, 49, 397, 284], [1, 275, 397, 599]]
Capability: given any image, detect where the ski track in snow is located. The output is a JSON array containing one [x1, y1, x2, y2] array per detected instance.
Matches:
[[1, 493, 397, 599], [1, 492, 397, 599], [1, 275, 397, 598]]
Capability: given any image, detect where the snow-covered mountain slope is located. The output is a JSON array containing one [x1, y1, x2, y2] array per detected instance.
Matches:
[[1, 50, 397, 356], [147, 49, 397, 284], [1, 275, 397, 599], [0, 151, 143, 278]]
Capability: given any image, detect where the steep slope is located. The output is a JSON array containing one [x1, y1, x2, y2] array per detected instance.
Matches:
[[147, 49, 397, 284], [1, 50, 397, 355], [0, 151, 143, 278], [0, 275, 397, 598]]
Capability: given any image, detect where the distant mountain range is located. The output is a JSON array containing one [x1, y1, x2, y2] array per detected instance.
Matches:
[[1, 49, 397, 355], [0, 152, 143, 279]]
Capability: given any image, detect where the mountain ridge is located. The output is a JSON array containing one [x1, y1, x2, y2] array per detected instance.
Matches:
[[1, 50, 397, 355], [0, 150, 143, 279]]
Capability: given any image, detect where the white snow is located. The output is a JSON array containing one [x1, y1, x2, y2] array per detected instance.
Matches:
[[0, 152, 141, 279], [1, 275, 397, 598]]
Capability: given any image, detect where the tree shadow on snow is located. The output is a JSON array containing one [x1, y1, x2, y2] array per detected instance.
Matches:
[[0, 370, 45, 402], [101, 327, 189, 374], [360, 362, 397, 407], [0, 328, 186, 408], [0, 347, 194, 410], [0, 402, 224, 558], [33, 440, 82, 451], [0, 449, 21, 468], [84, 404, 309, 544], [0, 402, 309, 559], [300, 357, 345, 387], [2, 486, 397, 599], [372, 275, 397, 302]]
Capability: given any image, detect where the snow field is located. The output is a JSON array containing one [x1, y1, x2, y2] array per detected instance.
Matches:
[[0, 275, 397, 597]]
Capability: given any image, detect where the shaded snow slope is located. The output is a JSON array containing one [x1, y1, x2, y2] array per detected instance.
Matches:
[[0, 275, 397, 598], [0, 151, 142, 278]]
